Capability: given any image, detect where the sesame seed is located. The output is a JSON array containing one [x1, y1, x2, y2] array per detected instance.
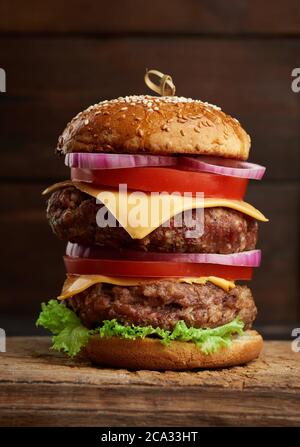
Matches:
[[120, 107, 128, 111], [88, 95, 222, 110], [194, 127, 201, 133], [84, 119, 89, 125], [180, 129, 185, 136], [71, 96, 227, 127], [137, 129, 144, 137]]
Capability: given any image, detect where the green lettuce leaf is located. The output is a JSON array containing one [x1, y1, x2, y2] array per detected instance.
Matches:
[[98, 318, 244, 354], [36, 300, 244, 357], [36, 300, 92, 357], [168, 318, 244, 354]]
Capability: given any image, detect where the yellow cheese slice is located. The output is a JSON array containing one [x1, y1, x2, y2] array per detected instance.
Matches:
[[58, 274, 235, 300], [43, 181, 268, 239]]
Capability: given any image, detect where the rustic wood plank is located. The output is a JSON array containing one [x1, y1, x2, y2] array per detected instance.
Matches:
[[0, 38, 299, 180], [0, 408, 298, 427], [0, 182, 299, 330], [0, 0, 300, 34], [0, 337, 299, 426]]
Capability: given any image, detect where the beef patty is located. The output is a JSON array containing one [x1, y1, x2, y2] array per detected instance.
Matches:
[[47, 187, 258, 254], [66, 281, 257, 331]]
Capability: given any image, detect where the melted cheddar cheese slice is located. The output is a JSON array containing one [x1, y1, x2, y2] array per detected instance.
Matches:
[[57, 275, 236, 300], [43, 181, 268, 239]]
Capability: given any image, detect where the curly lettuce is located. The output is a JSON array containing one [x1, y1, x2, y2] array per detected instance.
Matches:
[[37, 299, 244, 358], [36, 300, 92, 357]]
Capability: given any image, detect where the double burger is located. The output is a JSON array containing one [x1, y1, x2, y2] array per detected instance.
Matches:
[[37, 75, 268, 370]]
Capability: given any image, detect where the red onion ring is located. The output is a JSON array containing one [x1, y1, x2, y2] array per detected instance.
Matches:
[[66, 243, 261, 267], [65, 153, 266, 180], [65, 153, 177, 169], [178, 156, 266, 180]]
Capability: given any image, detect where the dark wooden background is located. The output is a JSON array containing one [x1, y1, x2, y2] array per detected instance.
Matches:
[[0, 0, 299, 337]]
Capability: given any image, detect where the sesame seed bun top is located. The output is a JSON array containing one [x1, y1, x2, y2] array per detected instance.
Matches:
[[57, 95, 251, 160]]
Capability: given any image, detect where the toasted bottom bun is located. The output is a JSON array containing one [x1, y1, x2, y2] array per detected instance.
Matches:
[[84, 330, 263, 370]]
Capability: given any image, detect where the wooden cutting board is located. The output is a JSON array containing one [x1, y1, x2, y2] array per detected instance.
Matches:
[[0, 337, 299, 427]]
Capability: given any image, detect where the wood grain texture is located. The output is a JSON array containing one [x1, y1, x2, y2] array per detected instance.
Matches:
[[0, 337, 299, 426], [0, 0, 300, 34], [0, 38, 299, 180]]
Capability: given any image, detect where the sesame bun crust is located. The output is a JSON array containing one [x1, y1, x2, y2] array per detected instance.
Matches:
[[57, 96, 251, 160], [84, 330, 263, 370]]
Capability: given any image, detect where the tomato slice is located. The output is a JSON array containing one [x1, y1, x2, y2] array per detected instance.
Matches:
[[71, 167, 248, 200], [64, 256, 253, 280]]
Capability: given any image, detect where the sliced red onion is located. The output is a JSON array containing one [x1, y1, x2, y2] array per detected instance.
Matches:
[[65, 153, 177, 169], [178, 156, 266, 180], [65, 152, 266, 179], [66, 243, 261, 267]]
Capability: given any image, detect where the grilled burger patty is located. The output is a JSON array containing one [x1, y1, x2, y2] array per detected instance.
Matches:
[[47, 187, 258, 254], [66, 281, 257, 331]]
